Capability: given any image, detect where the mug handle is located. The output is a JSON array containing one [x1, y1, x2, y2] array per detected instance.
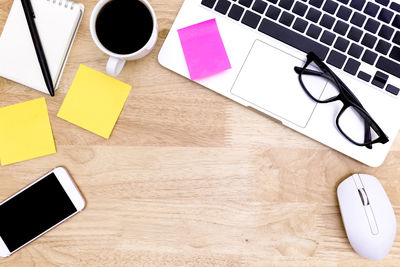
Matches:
[[106, 56, 125, 76]]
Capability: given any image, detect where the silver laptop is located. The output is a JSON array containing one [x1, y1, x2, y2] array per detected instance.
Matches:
[[158, 0, 400, 167]]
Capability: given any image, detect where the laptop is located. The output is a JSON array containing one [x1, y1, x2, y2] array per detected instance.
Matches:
[[158, 0, 400, 167]]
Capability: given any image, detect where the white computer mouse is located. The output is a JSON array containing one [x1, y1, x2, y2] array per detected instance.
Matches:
[[337, 174, 397, 261]]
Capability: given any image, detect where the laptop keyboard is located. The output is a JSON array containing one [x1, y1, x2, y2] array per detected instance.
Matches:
[[201, 0, 400, 95]]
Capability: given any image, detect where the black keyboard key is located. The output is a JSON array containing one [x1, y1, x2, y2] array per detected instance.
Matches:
[[358, 71, 372, 82], [279, 0, 294, 10], [364, 2, 379, 17], [327, 50, 347, 68], [344, 58, 361, 74], [372, 71, 388, 88], [229, 4, 245, 20], [320, 30, 336, 45], [337, 6, 352, 21], [293, 2, 308, 16], [361, 33, 377, 48], [334, 37, 350, 51], [350, 12, 366, 27], [375, 0, 389, 6], [376, 56, 400, 78], [307, 24, 323, 39], [215, 0, 231, 14], [279, 11, 295, 26], [266, 5, 281, 20], [378, 25, 395, 40], [393, 15, 400, 29], [320, 30, 336, 46], [386, 84, 400, 95], [293, 17, 309, 32], [378, 9, 394, 23], [348, 43, 364, 58], [348, 27, 363, 41], [375, 39, 392, 55], [310, 0, 324, 8], [323, 0, 338, 14], [334, 20, 350, 35], [390, 2, 400, 13], [306, 8, 322, 23], [242, 10, 262, 28], [266, 0, 278, 3], [394, 31, 400, 45], [239, 0, 253, 7], [389, 46, 400, 62], [350, 0, 366, 11], [201, 0, 217, 8], [362, 49, 378, 64], [337, 0, 349, 4], [364, 18, 380, 33], [258, 18, 330, 59], [252, 0, 268, 14], [320, 14, 335, 29]]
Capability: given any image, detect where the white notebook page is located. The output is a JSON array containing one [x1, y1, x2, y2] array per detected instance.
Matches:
[[0, 0, 83, 93]]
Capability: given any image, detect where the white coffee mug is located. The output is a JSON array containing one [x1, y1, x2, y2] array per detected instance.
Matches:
[[90, 0, 158, 76]]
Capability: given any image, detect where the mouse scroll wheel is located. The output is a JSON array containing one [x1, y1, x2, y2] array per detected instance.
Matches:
[[358, 188, 370, 206]]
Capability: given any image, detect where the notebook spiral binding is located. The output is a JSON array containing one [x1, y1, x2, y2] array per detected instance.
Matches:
[[47, 0, 75, 10]]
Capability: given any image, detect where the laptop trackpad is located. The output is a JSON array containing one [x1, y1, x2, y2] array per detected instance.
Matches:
[[231, 40, 326, 128]]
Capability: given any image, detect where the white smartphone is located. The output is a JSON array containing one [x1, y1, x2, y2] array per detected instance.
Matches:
[[0, 167, 85, 257]]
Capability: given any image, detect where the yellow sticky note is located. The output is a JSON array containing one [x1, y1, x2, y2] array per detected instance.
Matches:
[[57, 65, 132, 139], [0, 98, 56, 166]]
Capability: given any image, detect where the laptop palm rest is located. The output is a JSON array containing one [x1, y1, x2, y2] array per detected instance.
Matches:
[[231, 40, 327, 128]]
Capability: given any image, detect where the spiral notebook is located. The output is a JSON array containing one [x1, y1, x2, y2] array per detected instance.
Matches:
[[0, 0, 84, 94]]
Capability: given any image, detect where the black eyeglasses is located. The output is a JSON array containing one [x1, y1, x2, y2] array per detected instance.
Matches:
[[294, 52, 389, 149]]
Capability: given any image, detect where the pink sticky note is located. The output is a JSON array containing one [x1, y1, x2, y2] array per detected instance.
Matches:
[[178, 19, 231, 80]]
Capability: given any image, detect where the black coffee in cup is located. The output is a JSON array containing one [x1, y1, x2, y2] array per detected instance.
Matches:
[[95, 0, 154, 55]]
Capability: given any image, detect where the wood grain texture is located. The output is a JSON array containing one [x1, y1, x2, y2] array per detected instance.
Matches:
[[1, 0, 400, 266]]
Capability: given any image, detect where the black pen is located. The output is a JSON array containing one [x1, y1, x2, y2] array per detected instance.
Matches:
[[21, 0, 55, 96]]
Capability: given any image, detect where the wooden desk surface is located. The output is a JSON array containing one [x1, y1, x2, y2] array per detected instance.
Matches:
[[1, 0, 400, 265]]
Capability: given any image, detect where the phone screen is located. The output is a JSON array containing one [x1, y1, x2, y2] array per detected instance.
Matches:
[[0, 172, 77, 252]]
